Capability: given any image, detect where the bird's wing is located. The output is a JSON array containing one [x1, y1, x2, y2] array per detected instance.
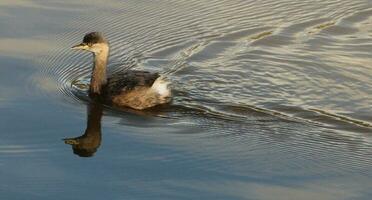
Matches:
[[106, 70, 159, 95]]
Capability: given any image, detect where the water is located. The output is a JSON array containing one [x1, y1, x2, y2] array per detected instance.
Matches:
[[1, 0, 372, 199]]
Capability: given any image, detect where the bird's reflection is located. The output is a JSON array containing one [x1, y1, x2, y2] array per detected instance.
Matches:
[[63, 99, 173, 157], [64, 102, 103, 157]]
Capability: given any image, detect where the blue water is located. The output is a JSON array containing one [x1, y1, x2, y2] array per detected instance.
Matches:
[[1, 0, 372, 199]]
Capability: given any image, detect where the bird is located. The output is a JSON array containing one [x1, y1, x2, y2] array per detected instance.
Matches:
[[71, 32, 172, 110]]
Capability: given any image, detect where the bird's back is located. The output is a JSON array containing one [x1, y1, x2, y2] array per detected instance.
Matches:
[[105, 70, 160, 96]]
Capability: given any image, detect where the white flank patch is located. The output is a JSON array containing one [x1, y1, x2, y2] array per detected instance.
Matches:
[[152, 76, 171, 96]]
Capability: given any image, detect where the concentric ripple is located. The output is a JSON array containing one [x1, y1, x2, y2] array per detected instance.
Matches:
[[32, 0, 372, 134], [29, 0, 372, 165], [1, 0, 372, 198]]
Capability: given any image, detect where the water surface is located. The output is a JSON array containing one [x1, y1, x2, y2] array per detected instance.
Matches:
[[1, 0, 372, 199]]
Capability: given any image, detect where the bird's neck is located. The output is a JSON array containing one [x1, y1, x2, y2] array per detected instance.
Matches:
[[90, 49, 109, 95], [85, 103, 102, 135]]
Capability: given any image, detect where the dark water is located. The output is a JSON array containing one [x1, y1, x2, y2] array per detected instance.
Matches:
[[1, 0, 372, 199]]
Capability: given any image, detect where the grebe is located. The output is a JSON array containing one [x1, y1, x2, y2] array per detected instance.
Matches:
[[71, 32, 171, 110]]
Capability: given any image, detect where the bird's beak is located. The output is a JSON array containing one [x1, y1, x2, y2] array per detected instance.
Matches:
[[71, 43, 89, 50], [63, 138, 80, 145]]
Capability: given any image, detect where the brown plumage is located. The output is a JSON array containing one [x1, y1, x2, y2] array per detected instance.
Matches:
[[72, 32, 172, 109]]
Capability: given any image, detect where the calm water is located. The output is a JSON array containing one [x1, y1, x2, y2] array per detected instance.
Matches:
[[1, 0, 372, 199]]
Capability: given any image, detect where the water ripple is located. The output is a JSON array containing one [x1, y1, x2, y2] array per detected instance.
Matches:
[[31, 0, 372, 138]]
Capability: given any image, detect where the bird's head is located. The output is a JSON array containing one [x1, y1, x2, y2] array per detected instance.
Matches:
[[71, 32, 109, 54]]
